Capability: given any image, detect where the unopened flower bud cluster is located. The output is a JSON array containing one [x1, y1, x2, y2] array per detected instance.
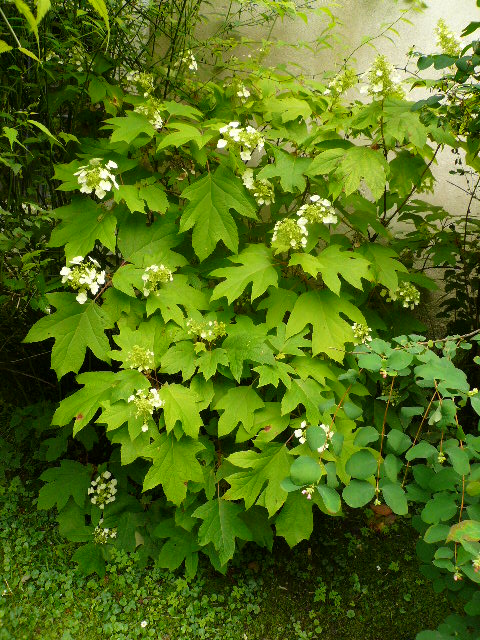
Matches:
[[60, 256, 106, 304], [127, 345, 155, 372], [93, 518, 118, 544], [88, 471, 117, 509], [217, 122, 265, 161], [128, 388, 164, 431], [186, 318, 226, 342], [142, 264, 174, 297], [242, 169, 275, 206], [272, 218, 308, 251], [74, 158, 119, 199], [360, 55, 404, 100], [134, 98, 164, 130], [435, 19, 461, 57], [352, 323, 372, 345], [383, 282, 420, 309]]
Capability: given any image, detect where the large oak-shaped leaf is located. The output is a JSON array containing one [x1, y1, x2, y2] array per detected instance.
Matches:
[[180, 166, 256, 260], [48, 197, 117, 261], [24, 293, 114, 378], [142, 433, 205, 504], [285, 290, 365, 362], [211, 244, 279, 303]]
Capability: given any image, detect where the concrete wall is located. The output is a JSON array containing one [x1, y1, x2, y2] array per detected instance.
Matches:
[[202, 0, 478, 218]]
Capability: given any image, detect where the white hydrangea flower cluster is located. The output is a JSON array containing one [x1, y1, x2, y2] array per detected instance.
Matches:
[[127, 345, 155, 372], [296, 195, 337, 226], [93, 518, 117, 544], [180, 49, 198, 71], [88, 471, 117, 509], [383, 282, 420, 310], [128, 388, 164, 432], [435, 19, 461, 57], [272, 218, 308, 252], [186, 318, 227, 342], [360, 55, 404, 100], [352, 323, 373, 345], [217, 122, 265, 161], [134, 98, 164, 130], [125, 71, 155, 97], [142, 264, 174, 297], [324, 67, 358, 96], [237, 84, 251, 102], [294, 421, 333, 453], [60, 256, 106, 304], [74, 158, 119, 199], [242, 169, 275, 206]]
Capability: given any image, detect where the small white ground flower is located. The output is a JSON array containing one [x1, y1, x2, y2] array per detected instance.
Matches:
[[142, 264, 174, 296], [60, 256, 106, 304], [141, 620, 148, 628]]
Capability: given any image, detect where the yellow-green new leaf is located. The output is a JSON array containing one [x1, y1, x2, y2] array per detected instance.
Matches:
[[290, 245, 371, 295], [225, 443, 291, 516], [286, 290, 365, 362], [211, 245, 279, 303], [143, 433, 205, 504], [24, 293, 114, 378]]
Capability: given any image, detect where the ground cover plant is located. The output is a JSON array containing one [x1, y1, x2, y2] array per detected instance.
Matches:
[[2, 1, 480, 639]]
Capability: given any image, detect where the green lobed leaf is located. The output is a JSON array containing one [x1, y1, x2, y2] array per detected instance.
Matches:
[[180, 166, 257, 260]]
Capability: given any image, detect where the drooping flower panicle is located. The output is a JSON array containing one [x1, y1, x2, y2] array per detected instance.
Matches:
[[360, 55, 404, 100], [127, 345, 155, 372], [186, 318, 227, 342], [217, 122, 265, 161], [134, 98, 164, 130], [74, 158, 119, 199], [383, 282, 420, 310], [128, 388, 164, 431], [142, 264, 174, 297], [352, 323, 373, 345], [242, 169, 275, 206], [296, 195, 337, 225], [60, 256, 106, 304], [435, 18, 461, 57], [88, 471, 117, 509]]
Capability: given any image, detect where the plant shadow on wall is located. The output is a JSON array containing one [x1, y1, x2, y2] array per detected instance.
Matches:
[[1, 2, 480, 640]]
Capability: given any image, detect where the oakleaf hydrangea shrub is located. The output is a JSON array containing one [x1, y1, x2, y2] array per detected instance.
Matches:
[[24, 29, 480, 634]]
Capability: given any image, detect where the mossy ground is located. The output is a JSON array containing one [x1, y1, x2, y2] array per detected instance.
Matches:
[[0, 470, 459, 640]]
